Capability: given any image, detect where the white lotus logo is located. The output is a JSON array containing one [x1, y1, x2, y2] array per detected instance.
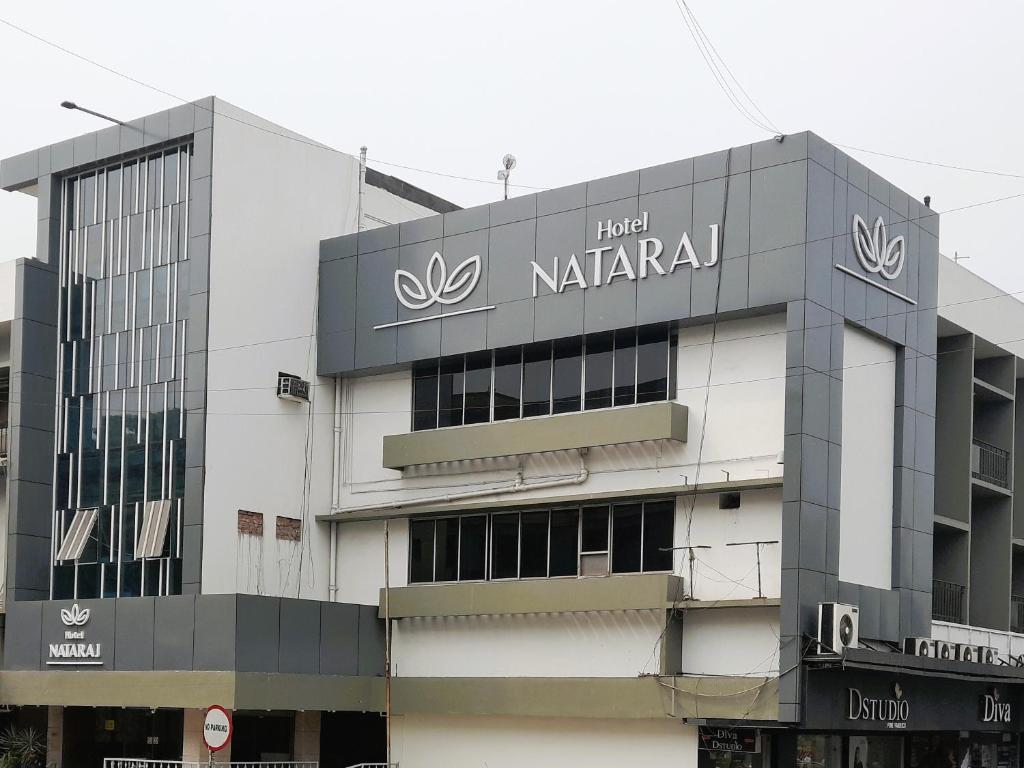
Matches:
[[852, 214, 905, 281], [61, 603, 90, 626], [394, 252, 481, 310]]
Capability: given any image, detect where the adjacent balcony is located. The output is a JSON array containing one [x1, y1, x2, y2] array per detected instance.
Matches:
[[933, 579, 966, 624], [971, 440, 1010, 489]]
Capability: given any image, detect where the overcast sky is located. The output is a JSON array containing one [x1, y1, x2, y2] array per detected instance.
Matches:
[[1, 1, 1022, 296]]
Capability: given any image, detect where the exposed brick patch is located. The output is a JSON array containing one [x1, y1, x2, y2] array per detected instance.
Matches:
[[276, 516, 302, 542], [238, 510, 263, 536]]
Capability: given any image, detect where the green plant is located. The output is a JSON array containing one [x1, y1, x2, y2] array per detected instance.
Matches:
[[0, 726, 44, 768]]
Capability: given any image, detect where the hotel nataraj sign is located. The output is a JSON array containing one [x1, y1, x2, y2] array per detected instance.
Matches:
[[381, 212, 903, 330], [46, 603, 103, 665]]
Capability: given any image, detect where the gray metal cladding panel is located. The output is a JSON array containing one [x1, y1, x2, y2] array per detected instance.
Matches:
[[113, 597, 155, 670], [320, 602, 360, 676], [357, 604, 386, 676], [11, 372, 56, 432], [234, 594, 280, 673], [9, 480, 54, 538], [16, 260, 59, 324], [8, 533, 51, 597], [3, 600, 43, 670], [278, 598, 321, 675], [154, 595, 197, 670], [192, 593, 236, 670]]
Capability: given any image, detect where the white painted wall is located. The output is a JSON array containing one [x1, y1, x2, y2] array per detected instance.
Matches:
[[932, 620, 1024, 660], [838, 325, 896, 590], [334, 517, 409, 605], [392, 714, 697, 768], [393, 610, 664, 678], [939, 256, 1024, 357], [202, 99, 438, 597], [680, 607, 780, 676]]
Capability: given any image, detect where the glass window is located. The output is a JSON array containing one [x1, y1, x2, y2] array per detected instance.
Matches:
[[106, 448, 122, 504], [102, 563, 118, 598], [552, 337, 582, 414], [522, 343, 551, 417], [491, 514, 519, 579], [637, 324, 669, 403], [409, 519, 435, 583], [459, 516, 487, 581], [614, 328, 637, 406], [584, 332, 613, 410], [124, 444, 146, 503], [493, 347, 521, 421], [53, 564, 75, 600], [520, 511, 549, 577], [549, 508, 579, 577], [80, 449, 102, 508], [143, 559, 162, 596], [464, 352, 491, 425], [110, 274, 127, 333], [437, 356, 464, 428], [120, 560, 142, 597], [152, 265, 170, 324], [642, 500, 674, 571], [77, 563, 100, 599], [135, 272, 151, 328], [413, 362, 439, 431], [435, 517, 459, 582], [611, 503, 643, 573], [581, 505, 610, 552]]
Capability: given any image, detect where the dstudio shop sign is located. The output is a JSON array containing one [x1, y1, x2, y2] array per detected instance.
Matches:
[[848, 685, 910, 729], [376, 212, 720, 330], [46, 603, 103, 666]]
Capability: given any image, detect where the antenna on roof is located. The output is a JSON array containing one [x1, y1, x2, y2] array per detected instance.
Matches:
[[496, 154, 516, 201]]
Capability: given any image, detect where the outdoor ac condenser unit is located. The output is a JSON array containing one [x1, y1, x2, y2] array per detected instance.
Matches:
[[818, 603, 859, 654], [277, 372, 310, 403], [904, 637, 934, 657]]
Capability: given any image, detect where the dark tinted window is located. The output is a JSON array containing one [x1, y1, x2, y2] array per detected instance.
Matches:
[[53, 564, 75, 600], [552, 337, 582, 414], [437, 356, 464, 427], [120, 561, 142, 597], [642, 500, 675, 571], [637, 324, 669, 403], [409, 519, 435, 583], [493, 347, 522, 421], [77, 563, 100, 599], [584, 332, 613, 410], [413, 362, 439, 431], [611, 503, 642, 573], [581, 505, 609, 552], [613, 328, 637, 406], [464, 352, 491, 425], [522, 343, 551, 417], [520, 511, 549, 577], [549, 508, 579, 577], [491, 514, 519, 578], [459, 516, 487, 580], [435, 518, 460, 582]]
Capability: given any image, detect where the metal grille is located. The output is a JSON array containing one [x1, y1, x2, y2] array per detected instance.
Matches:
[[932, 579, 966, 624], [972, 440, 1011, 488], [104, 760, 319, 768]]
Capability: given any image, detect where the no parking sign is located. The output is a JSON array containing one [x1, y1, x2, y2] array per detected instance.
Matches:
[[203, 705, 233, 753]]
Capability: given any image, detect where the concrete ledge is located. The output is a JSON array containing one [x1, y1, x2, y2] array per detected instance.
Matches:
[[381, 573, 685, 618], [391, 676, 777, 720], [382, 401, 688, 469]]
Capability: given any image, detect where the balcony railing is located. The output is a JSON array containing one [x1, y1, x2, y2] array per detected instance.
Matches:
[[933, 579, 966, 624], [1012, 596, 1024, 634], [972, 440, 1010, 488]]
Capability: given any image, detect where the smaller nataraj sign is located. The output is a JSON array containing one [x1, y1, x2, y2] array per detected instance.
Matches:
[[203, 705, 233, 752]]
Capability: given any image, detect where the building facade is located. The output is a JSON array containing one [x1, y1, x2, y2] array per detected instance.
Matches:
[[0, 99, 1023, 768]]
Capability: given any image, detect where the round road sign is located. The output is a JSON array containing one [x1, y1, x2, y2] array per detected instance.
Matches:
[[203, 705, 232, 752]]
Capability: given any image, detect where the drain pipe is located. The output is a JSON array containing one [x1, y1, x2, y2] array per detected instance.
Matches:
[[332, 450, 590, 517], [328, 376, 344, 601]]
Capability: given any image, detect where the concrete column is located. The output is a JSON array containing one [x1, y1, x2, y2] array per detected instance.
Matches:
[[45, 706, 63, 768], [293, 711, 321, 763], [183, 708, 232, 764]]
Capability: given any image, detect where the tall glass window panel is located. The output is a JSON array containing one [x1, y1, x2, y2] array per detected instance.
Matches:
[[493, 347, 522, 421], [120, 561, 141, 598], [412, 362, 438, 431], [435, 517, 459, 582], [552, 337, 583, 414], [491, 514, 519, 579], [463, 352, 491, 425], [409, 519, 435, 583], [549, 508, 579, 577], [581, 505, 610, 552], [642, 500, 675, 572], [77, 563, 100, 599], [668, 328, 678, 399], [459, 515, 487, 581], [437, 356, 464, 428], [584, 332, 613, 410], [520, 511, 549, 578], [143, 560, 161, 597], [637, 324, 669, 403], [80, 450, 102, 509], [521, 343, 551, 417], [152, 265, 170, 324], [53, 564, 75, 600], [611, 503, 643, 573], [613, 328, 637, 406], [124, 444, 146, 503], [135, 272, 151, 328]]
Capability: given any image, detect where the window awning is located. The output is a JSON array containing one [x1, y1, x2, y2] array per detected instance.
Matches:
[[55, 508, 98, 561], [136, 500, 172, 559]]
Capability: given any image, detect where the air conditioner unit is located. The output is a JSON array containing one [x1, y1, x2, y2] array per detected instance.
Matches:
[[955, 643, 978, 663], [904, 637, 934, 657], [978, 646, 999, 665], [818, 603, 859, 654], [277, 373, 310, 403], [934, 640, 955, 661]]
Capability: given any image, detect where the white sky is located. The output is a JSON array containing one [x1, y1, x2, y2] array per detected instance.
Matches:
[[1, 0, 1022, 295]]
